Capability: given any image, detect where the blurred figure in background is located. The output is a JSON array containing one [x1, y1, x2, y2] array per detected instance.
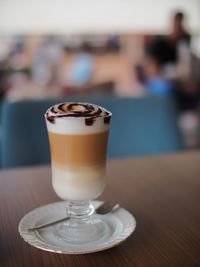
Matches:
[[175, 79, 200, 149], [146, 11, 191, 69], [171, 11, 190, 45], [32, 37, 63, 87], [62, 43, 94, 94], [134, 11, 191, 97], [143, 56, 173, 96], [134, 11, 200, 148]]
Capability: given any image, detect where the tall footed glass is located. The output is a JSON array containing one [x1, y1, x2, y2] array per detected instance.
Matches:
[[45, 103, 112, 244]]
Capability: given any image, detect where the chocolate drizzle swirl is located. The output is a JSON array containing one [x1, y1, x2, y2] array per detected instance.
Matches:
[[46, 112, 55, 123], [45, 102, 111, 126], [85, 118, 94, 126], [58, 103, 66, 112]]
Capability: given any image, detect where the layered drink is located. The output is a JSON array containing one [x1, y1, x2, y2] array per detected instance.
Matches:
[[45, 102, 112, 201]]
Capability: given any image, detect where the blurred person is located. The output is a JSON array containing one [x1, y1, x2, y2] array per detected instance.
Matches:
[[170, 12, 191, 46], [32, 37, 63, 86], [134, 11, 191, 96], [134, 56, 173, 96], [146, 11, 191, 67], [144, 56, 173, 96], [176, 81, 200, 148], [106, 35, 120, 52], [62, 44, 94, 93], [9, 40, 30, 71], [136, 11, 200, 148], [0, 60, 10, 98], [173, 80, 200, 111]]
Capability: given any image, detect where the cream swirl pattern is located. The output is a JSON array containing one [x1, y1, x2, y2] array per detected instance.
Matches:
[[45, 103, 111, 126]]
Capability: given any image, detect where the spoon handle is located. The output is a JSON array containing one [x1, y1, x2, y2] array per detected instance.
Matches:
[[28, 216, 70, 231]]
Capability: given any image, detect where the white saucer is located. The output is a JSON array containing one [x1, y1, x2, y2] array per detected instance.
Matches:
[[19, 201, 136, 254]]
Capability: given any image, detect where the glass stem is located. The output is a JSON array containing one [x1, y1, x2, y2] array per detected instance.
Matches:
[[67, 200, 94, 222]]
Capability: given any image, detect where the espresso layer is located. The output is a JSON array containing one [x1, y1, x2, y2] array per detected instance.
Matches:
[[48, 131, 109, 168]]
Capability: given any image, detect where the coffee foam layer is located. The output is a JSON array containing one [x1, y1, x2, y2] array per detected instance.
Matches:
[[45, 102, 111, 135]]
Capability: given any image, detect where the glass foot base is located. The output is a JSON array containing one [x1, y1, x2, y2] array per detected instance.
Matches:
[[54, 217, 108, 244]]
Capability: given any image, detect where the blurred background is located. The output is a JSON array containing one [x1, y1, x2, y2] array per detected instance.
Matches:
[[0, 0, 200, 168]]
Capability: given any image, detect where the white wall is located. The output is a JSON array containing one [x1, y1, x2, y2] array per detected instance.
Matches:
[[0, 0, 199, 34]]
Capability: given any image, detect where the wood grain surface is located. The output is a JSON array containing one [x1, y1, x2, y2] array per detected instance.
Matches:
[[0, 151, 200, 267]]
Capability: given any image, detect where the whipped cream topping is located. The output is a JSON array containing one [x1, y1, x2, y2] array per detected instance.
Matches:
[[46, 103, 111, 124], [45, 102, 112, 134]]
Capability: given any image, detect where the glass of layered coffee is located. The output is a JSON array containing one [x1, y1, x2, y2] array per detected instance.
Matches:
[[45, 102, 111, 243]]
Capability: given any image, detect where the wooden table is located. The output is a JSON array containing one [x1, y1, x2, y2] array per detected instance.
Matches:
[[1, 152, 200, 267]]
